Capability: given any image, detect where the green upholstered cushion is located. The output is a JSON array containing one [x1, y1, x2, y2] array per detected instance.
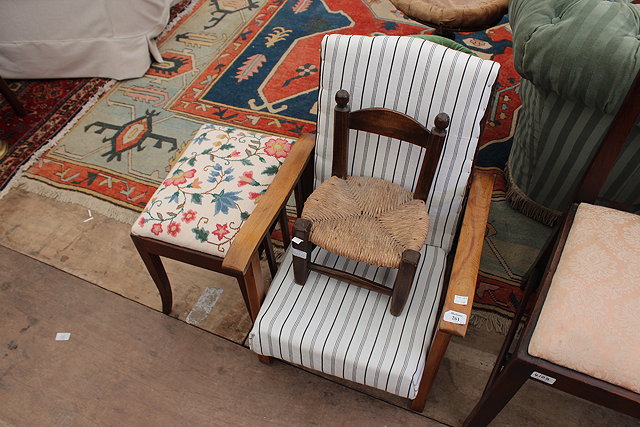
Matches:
[[409, 35, 477, 56], [509, 0, 640, 114], [507, 79, 640, 221]]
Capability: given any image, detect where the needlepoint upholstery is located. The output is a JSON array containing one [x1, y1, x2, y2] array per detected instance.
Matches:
[[250, 34, 500, 399], [528, 203, 640, 394], [131, 124, 296, 256], [302, 176, 429, 268]]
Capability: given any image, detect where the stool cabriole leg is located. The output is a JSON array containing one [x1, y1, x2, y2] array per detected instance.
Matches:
[[131, 235, 173, 314]]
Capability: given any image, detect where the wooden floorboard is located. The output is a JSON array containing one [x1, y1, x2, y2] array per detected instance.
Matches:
[[0, 245, 438, 426]]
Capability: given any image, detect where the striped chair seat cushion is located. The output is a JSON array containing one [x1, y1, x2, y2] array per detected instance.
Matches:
[[249, 244, 446, 399], [314, 35, 500, 253]]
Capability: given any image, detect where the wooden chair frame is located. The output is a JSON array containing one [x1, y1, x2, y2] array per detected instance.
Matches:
[[221, 92, 497, 410], [130, 142, 307, 322], [291, 89, 451, 316], [464, 70, 640, 426]]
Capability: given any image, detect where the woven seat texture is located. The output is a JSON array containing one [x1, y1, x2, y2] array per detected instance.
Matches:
[[302, 176, 429, 268]]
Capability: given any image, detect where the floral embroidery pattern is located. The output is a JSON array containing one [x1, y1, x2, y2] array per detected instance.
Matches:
[[264, 138, 292, 158], [132, 124, 296, 256]]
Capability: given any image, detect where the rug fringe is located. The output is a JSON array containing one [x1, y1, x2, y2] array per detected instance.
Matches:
[[0, 1, 198, 211], [0, 80, 117, 200], [470, 311, 512, 335], [16, 179, 139, 224], [505, 166, 562, 226]]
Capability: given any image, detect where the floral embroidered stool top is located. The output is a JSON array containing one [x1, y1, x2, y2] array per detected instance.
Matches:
[[131, 124, 296, 257]]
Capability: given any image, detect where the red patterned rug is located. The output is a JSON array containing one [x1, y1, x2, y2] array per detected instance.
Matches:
[[3, 0, 536, 329], [0, 78, 107, 188]]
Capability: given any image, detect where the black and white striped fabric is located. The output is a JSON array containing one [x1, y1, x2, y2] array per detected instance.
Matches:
[[314, 35, 499, 252], [249, 35, 499, 400], [250, 245, 446, 399]]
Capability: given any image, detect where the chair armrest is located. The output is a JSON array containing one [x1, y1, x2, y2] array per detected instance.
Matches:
[[438, 168, 495, 337], [222, 133, 316, 274]]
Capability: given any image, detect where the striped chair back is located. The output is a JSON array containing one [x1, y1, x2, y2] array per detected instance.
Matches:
[[314, 35, 499, 252]]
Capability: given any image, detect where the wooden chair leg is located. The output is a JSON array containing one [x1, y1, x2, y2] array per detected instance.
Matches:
[[411, 330, 451, 411], [238, 250, 268, 322], [238, 250, 273, 365], [131, 235, 173, 314], [294, 150, 315, 217], [463, 359, 531, 427], [278, 207, 291, 248], [292, 218, 312, 285], [258, 354, 272, 365], [390, 249, 420, 316], [261, 236, 278, 277]]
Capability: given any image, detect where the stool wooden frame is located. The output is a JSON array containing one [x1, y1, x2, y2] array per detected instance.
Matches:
[[131, 134, 316, 322], [291, 89, 450, 316], [464, 71, 640, 426]]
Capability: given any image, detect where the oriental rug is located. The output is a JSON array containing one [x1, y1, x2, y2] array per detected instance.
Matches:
[[3, 0, 542, 331], [0, 0, 192, 190]]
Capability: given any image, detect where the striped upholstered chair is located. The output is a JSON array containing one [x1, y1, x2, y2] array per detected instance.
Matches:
[[222, 34, 500, 410]]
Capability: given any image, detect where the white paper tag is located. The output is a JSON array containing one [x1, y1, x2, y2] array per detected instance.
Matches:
[[292, 248, 307, 259], [453, 295, 468, 305], [55, 332, 71, 341], [292, 237, 303, 245], [443, 310, 467, 325], [531, 371, 556, 384]]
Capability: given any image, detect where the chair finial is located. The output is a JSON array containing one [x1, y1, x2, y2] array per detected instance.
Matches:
[[335, 89, 349, 107], [434, 113, 450, 131]]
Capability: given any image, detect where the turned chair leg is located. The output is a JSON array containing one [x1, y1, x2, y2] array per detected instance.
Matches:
[[292, 218, 312, 285], [390, 249, 420, 316], [131, 235, 173, 314]]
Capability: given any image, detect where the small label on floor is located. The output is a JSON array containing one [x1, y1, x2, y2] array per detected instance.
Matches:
[[531, 371, 556, 384], [292, 248, 307, 259], [453, 295, 468, 305], [443, 310, 467, 325], [55, 332, 71, 341], [185, 287, 223, 326]]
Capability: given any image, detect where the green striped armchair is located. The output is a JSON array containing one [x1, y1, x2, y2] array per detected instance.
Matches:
[[506, 0, 640, 225]]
